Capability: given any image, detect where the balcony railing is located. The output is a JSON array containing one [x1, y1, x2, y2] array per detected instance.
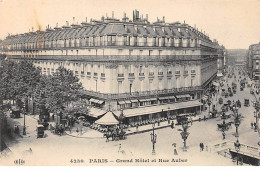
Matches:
[[7, 55, 208, 62], [82, 86, 202, 100], [6, 40, 199, 51]]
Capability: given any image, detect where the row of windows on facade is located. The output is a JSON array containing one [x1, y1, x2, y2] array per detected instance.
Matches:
[[12, 48, 195, 58], [7, 36, 198, 50], [40, 68, 196, 77]]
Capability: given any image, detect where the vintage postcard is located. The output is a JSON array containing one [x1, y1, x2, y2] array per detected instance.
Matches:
[[0, 0, 260, 166]]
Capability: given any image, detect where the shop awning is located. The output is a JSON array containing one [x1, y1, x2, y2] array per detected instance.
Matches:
[[88, 107, 106, 118], [90, 98, 100, 103], [118, 101, 125, 105], [124, 100, 131, 104], [139, 99, 148, 102], [212, 82, 220, 87], [130, 99, 139, 103], [95, 111, 119, 125], [96, 100, 104, 104], [149, 98, 157, 101], [217, 73, 223, 77], [158, 97, 169, 100], [168, 96, 176, 99], [176, 94, 190, 98], [114, 100, 203, 118]]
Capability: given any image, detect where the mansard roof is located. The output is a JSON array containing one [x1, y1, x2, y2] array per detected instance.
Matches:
[[4, 18, 214, 44]]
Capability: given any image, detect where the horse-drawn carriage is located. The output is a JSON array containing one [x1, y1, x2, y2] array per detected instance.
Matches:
[[104, 128, 127, 141], [218, 98, 223, 104], [244, 99, 250, 107], [236, 100, 241, 108], [10, 106, 21, 118], [50, 124, 65, 136], [36, 125, 45, 138]]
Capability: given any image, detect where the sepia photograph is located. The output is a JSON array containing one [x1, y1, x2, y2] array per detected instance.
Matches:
[[0, 0, 260, 167]]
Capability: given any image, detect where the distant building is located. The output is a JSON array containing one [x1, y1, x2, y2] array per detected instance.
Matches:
[[247, 42, 260, 82], [2, 10, 222, 124]]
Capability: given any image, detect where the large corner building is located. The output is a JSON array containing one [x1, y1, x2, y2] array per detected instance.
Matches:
[[1, 10, 222, 125]]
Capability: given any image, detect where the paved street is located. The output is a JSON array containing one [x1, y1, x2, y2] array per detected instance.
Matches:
[[1, 68, 260, 166]]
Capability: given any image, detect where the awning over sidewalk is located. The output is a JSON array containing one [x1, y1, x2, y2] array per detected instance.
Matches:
[[89, 98, 100, 103], [212, 82, 220, 87], [88, 107, 106, 118], [95, 111, 119, 125], [176, 94, 190, 98], [114, 100, 203, 118], [158, 97, 169, 100], [217, 73, 223, 77]]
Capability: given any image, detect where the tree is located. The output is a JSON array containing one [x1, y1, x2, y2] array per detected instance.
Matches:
[[34, 66, 83, 117], [0, 60, 18, 103], [0, 60, 41, 111]]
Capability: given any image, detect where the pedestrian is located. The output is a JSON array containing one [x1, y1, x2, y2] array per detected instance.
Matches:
[[251, 122, 254, 129], [136, 124, 138, 131], [204, 115, 206, 121], [202, 143, 204, 151], [172, 143, 178, 155], [222, 132, 226, 140], [168, 119, 170, 124], [171, 121, 175, 129], [158, 121, 160, 126], [200, 143, 203, 151], [118, 144, 121, 153]]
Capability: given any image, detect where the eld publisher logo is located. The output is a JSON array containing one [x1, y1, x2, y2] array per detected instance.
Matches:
[[14, 159, 25, 165]]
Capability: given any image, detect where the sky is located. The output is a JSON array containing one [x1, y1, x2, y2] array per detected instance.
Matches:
[[0, 0, 260, 49]]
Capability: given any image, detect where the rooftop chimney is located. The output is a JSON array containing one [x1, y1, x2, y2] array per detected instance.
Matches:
[[163, 16, 165, 22], [146, 14, 148, 21], [112, 11, 114, 18], [66, 21, 69, 26]]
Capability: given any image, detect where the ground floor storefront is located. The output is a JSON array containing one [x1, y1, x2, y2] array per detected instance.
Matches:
[[111, 100, 203, 126]]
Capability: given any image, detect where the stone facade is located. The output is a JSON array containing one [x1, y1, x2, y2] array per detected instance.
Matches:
[[247, 43, 260, 81], [1, 11, 221, 123]]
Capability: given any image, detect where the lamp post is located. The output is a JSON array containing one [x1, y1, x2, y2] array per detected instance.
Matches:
[[22, 104, 26, 135], [180, 122, 190, 152], [233, 106, 241, 165], [254, 102, 259, 132], [150, 123, 157, 155], [207, 99, 212, 115]]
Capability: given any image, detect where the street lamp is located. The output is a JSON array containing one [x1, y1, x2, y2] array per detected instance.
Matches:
[[254, 102, 259, 132], [118, 109, 125, 129], [233, 106, 241, 165], [207, 99, 212, 115], [234, 139, 241, 165], [150, 123, 157, 155], [180, 122, 190, 152], [22, 104, 26, 135]]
